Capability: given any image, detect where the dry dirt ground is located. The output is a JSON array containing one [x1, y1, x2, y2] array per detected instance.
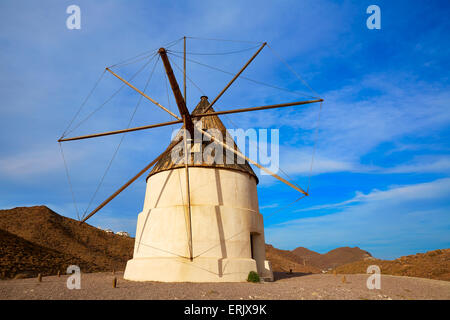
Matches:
[[0, 272, 449, 300]]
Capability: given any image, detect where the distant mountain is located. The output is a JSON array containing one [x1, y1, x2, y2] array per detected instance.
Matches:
[[0, 205, 134, 278], [335, 249, 450, 281], [292, 247, 321, 260], [265, 244, 321, 274], [291, 246, 373, 270]]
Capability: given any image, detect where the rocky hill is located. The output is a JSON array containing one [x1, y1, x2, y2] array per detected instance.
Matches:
[[0, 206, 134, 278], [335, 249, 450, 281], [291, 246, 373, 270], [265, 244, 321, 274], [292, 246, 321, 260], [0, 228, 102, 279]]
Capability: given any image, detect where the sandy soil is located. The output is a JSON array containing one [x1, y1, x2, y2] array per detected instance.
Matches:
[[0, 271, 448, 300]]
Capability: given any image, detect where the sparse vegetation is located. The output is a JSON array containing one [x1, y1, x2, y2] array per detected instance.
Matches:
[[247, 271, 260, 283]]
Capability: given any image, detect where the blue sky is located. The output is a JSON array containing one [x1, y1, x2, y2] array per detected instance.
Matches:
[[0, 0, 449, 259]]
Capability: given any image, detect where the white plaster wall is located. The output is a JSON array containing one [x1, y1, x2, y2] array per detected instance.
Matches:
[[125, 167, 273, 282]]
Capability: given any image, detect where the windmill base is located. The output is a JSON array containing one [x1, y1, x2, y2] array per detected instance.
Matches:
[[123, 257, 273, 282]]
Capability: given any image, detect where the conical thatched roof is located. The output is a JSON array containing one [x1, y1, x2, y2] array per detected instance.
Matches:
[[147, 96, 258, 183]]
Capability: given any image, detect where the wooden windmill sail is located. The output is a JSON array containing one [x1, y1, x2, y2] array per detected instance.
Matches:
[[58, 37, 323, 281]]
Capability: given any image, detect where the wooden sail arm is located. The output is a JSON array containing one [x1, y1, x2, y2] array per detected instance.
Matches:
[[158, 48, 193, 133], [182, 115, 193, 261], [58, 99, 323, 143], [105, 67, 181, 121], [194, 99, 323, 118], [80, 137, 182, 224], [198, 128, 308, 196], [203, 42, 267, 114], [58, 119, 183, 142]]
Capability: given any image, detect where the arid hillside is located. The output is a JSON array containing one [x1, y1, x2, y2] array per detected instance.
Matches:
[[291, 246, 321, 260], [265, 244, 321, 274], [291, 246, 373, 270], [0, 206, 134, 277], [0, 228, 102, 279], [335, 249, 450, 281]]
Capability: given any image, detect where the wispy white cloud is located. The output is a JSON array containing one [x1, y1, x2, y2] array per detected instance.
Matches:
[[259, 203, 279, 210], [0, 147, 62, 177], [241, 71, 450, 177], [381, 156, 450, 174]]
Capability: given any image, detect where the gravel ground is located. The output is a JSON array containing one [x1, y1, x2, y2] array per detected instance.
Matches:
[[0, 271, 449, 300]]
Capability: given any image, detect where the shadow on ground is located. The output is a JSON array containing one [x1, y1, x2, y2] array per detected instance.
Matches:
[[273, 271, 314, 281]]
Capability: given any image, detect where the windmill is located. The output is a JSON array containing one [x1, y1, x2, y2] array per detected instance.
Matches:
[[58, 38, 323, 282]]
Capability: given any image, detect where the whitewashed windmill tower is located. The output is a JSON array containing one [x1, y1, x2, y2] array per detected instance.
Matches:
[[125, 96, 272, 282], [58, 38, 323, 282]]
